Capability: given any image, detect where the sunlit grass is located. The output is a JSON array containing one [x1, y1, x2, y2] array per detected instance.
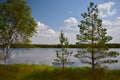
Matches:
[[0, 64, 120, 80]]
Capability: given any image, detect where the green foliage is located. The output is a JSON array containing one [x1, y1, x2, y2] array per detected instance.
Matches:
[[0, 64, 120, 80], [75, 2, 119, 70], [0, 0, 37, 44], [59, 31, 69, 46], [53, 31, 73, 69], [0, 17, 7, 29], [0, 0, 37, 64]]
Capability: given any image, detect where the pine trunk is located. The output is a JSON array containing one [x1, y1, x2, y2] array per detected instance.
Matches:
[[91, 24, 95, 71]]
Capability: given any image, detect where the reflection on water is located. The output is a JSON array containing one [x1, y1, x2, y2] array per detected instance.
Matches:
[[3, 48, 120, 69], [8, 48, 57, 65]]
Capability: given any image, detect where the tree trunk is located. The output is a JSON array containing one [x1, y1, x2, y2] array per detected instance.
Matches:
[[91, 24, 95, 71], [3, 49, 7, 65], [3, 44, 10, 65], [62, 48, 64, 75]]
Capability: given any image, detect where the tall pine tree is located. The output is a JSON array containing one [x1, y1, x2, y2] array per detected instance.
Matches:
[[75, 2, 119, 70]]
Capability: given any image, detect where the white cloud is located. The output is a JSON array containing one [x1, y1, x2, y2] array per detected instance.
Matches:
[[36, 21, 57, 37], [102, 17, 120, 43], [37, 21, 48, 30], [98, 2, 116, 18], [36, 21, 48, 33], [102, 17, 120, 28], [31, 21, 78, 44], [65, 33, 77, 44], [64, 17, 78, 28], [107, 27, 120, 43], [114, 17, 120, 27], [46, 29, 56, 34], [45, 29, 57, 37], [31, 21, 59, 44], [102, 20, 113, 28]]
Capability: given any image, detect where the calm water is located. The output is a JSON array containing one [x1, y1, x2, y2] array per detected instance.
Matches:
[[4, 48, 120, 69]]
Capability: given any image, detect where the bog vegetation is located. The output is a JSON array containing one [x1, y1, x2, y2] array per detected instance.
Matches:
[[0, 64, 120, 80]]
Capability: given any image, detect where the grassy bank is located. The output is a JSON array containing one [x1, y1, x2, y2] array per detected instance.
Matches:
[[0, 64, 120, 80]]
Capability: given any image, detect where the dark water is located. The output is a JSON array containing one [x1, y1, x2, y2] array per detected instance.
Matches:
[[2, 48, 120, 69]]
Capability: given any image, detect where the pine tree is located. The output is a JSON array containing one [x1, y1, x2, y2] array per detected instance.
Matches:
[[53, 31, 73, 71], [75, 2, 119, 70]]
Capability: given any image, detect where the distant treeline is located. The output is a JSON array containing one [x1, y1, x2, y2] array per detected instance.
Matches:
[[0, 43, 120, 48]]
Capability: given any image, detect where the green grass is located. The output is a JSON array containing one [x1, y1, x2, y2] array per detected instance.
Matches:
[[0, 64, 120, 80]]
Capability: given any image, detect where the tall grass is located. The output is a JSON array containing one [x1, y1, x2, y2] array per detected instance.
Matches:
[[0, 64, 120, 80]]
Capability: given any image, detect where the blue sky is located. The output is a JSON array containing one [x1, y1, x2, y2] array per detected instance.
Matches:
[[28, 0, 120, 44]]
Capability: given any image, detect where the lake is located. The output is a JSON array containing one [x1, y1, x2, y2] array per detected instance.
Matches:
[[2, 48, 120, 69]]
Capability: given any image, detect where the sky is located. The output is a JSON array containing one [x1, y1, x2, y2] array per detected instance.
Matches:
[[28, 0, 120, 44]]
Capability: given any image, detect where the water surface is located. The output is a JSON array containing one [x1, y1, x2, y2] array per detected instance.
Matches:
[[5, 48, 120, 69]]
